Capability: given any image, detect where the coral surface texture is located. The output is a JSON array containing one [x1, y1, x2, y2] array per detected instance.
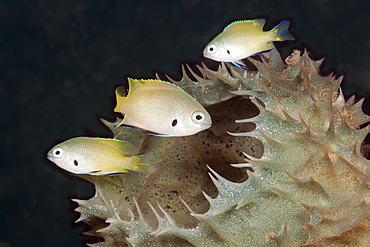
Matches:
[[73, 48, 370, 246]]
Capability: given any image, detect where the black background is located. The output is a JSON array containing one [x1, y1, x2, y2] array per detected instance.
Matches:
[[1, 0, 370, 246]]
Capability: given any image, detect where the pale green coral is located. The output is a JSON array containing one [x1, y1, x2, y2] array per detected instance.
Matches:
[[73, 47, 370, 246]]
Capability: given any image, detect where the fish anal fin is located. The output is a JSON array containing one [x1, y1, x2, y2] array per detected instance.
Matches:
[[259, 42, 274, 53], [120, 116, 136, 127], [106, 168, 145, 176], [105, 171, 129, 176], [114, 117, 141, 135], [223, 18, 266, 32], [115, 117, 127, 127]]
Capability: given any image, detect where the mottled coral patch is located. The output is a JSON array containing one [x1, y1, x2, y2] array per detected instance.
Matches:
[[74, 47, 370, 246]]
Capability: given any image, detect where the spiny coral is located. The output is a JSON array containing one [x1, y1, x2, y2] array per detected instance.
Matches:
[[73, 47, 370, 246]]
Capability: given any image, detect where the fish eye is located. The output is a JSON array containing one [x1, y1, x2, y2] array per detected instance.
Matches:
[[172, 119, 178, 127], [207, 44, 217, 54], [52, 147, 64, 158], [227, 50, 230, 55], [192, 111, 205, 124], [74, 160, 78, 166]]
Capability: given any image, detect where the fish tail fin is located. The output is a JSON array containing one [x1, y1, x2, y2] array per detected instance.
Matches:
[[130, 154, 152, 173], [130, 162, 152, 173], [271, 20, 295, 41], [114, 86, 128, 112], [114, 86, 128, 127]]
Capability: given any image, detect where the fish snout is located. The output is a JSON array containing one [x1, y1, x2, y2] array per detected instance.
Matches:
[[47, 152, 54, 162], [201, 118, 212, 130]]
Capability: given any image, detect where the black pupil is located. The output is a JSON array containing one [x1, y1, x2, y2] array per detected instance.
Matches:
[[209, 46, 213, 51], [172, 119, 177, 127], [55, 150, 60, 155], [74, 160, 78, 166], [227, 50, 230, 54], [196, 115, 202, 120]]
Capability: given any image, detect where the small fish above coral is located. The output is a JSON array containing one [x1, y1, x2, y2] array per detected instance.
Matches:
[[203, 18, 295, 65], [114, 78, 212, 137], [47, 137, 150, 175]]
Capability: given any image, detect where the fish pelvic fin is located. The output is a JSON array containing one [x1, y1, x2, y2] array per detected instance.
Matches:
[[271, 20, 295, 41], [259, 42, 274, 54], [98, 170, 129, 176], [231, 60, 246, 67], [83, 170, 128, 176]]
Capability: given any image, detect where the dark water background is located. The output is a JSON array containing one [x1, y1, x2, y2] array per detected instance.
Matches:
[[1, 0, 370, 246]]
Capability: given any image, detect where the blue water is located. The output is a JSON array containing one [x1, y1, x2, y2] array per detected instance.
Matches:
[[1, 0, 370, 246]]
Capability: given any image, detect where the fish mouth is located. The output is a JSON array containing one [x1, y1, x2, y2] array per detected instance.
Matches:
[[201, 121, 212, 130], [47, 153, 53, 161]]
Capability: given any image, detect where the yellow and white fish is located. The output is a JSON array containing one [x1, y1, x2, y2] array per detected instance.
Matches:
[[203, 18, 295, 65], [114, 78, 212, 137], [47, 137, 150, 175]]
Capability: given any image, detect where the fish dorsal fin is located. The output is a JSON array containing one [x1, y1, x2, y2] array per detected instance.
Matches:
[[223, 18, 266, 32], [127, 78, 184, 92], [126, 77, 142, 95], [93, 138, 132, 156]]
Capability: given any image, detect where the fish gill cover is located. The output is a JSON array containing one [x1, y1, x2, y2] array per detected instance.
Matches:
[[67, 34, 370, 246]]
